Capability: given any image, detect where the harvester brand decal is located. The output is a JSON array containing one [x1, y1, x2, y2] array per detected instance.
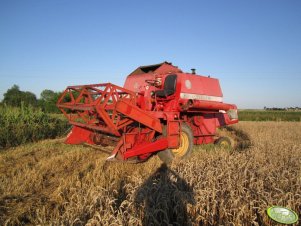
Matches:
[[134, 82, 139, 91], [185, 80, 192, 89], [180, 93, 223, 102]]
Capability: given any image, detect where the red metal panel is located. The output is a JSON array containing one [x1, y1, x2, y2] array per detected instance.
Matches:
[[167, 121, 180, 148], [108, 127, 159, 160], [123, 73, 155, 93], [65, 126, 94, 145], [190, 100, 236, 111], [115, 99, 163, 133], [168, 121, 180, 135], [194, 136, 215, 145], [123, 137, 168, 159], [178, 73, 223, 98]]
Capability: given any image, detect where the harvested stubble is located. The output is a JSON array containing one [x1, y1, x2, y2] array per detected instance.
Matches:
[[0, 122, 300, 225]]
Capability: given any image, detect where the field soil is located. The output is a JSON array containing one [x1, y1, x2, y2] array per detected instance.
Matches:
[[0, 122, 300, 225]]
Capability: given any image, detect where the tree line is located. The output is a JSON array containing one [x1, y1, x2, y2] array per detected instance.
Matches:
[[1, 84, 62, 113], [264, 106, 301, 111]]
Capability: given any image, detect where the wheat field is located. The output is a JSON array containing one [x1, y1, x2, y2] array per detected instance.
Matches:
[[0, 121, 300, 225]]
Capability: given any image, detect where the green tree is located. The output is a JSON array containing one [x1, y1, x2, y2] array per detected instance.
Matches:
[[39, 89, 61, 113], [3, 84, 21, 106], [41, 89, 56, 102], [2, 85, 38, 107], [23, 91, 37, 106]]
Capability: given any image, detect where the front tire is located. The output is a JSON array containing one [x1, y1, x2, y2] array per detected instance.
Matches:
[[158, 123, 194, 164]]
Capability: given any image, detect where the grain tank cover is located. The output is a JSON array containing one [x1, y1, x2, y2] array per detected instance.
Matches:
[[124, 62, 182, 93], [128, 62, 182, 76]]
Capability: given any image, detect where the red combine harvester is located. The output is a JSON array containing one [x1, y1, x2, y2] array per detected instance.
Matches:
[[57, 62, 238, 163]]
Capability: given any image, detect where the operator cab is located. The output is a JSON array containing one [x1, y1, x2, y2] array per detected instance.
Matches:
[[155, 74, 177, 98]]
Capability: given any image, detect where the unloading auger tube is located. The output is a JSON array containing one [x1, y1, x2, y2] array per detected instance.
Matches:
[[57, 62, 238, 163]]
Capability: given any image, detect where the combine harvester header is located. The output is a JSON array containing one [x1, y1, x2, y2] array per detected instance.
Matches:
[[57, 62, 238, 163]]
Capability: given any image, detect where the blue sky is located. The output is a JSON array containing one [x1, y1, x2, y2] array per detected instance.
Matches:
[[0, 0, 300, 109]]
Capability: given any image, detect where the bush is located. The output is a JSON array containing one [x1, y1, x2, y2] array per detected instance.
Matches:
[[238, 110, 301, 121], [0, 104, 70, 149]]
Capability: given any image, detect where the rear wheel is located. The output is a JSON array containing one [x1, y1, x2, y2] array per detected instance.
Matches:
[[158, 123, 194, 164], [215, 137, 232, 148]]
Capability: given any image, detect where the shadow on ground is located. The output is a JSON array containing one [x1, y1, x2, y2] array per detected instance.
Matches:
[[134, 163, 195, 226]]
